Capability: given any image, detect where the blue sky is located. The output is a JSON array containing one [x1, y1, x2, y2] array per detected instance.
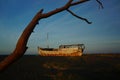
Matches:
[[0, 0, 120, 54]]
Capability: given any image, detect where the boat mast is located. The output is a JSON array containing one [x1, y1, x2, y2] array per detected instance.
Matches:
[[47, 32, 49, 48]]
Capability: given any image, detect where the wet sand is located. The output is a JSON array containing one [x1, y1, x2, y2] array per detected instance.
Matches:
[[0, 54, 120, 80]]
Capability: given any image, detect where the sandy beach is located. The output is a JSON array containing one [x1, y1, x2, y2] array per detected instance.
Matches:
[[0, 54, 120, 80]]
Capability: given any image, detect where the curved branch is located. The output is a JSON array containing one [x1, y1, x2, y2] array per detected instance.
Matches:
[[41, 0, 73, 18], [96, 0, 104, 9], [0, 9, 44, 71], [67, 9, 92, 24]]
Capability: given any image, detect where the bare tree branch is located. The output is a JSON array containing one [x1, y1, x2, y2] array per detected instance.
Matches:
[[41, 0, 73, 18], [67, 9, 92, 24]]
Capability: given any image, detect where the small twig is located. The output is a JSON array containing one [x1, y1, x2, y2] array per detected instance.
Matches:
[[67, 9, 92, 24], [96, 0, 104, 9]]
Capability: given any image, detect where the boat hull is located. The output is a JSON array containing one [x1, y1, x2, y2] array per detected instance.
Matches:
[[38, 47, 83, 56]]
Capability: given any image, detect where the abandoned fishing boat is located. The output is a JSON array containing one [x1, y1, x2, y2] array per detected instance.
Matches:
[[38, 44, 85, 56]]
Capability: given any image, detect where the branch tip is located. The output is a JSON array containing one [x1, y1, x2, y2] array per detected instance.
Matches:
[[67, 9, 92, 24], [96, 0, 104, 9]]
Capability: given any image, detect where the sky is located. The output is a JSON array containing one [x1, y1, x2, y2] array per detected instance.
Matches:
[[0, 0, 120, 55]]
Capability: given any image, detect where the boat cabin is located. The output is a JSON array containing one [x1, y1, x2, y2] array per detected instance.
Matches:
[[59, 44, 85, 52]]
